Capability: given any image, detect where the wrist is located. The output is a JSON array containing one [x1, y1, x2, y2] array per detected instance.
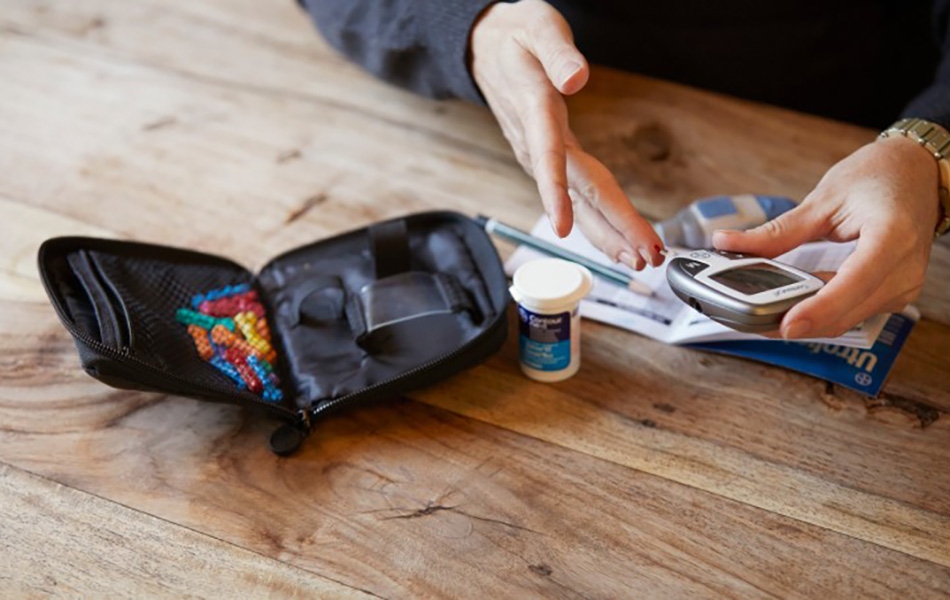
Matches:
[[879, 118, 950, 237], [469, 2, 513, 68]]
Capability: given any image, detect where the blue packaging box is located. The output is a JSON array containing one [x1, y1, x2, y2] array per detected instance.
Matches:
[[689, 312, 917, 396]]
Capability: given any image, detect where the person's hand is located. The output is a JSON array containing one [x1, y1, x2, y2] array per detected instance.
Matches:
[[714, 135, 940, 339], [470, 0, 664, 269]]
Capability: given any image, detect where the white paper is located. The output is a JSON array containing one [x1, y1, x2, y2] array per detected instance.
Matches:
[[505, 217, 888, 349]]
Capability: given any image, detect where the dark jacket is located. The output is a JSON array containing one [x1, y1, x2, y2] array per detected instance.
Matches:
[[301, 0, 950, 129]]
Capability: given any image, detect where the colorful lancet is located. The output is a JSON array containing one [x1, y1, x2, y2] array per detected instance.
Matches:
[[209, 356, 246, 389], [186, 324, 214, 360], [176, 309, 234, 332], [234, 311, 274, 359], [255, 316, 272, 343], [247, 355, 283, 402], [197, 292, 264, 319], [191, 283, 252, 309], [211, 324, 252, 355], [233, 361, 263, 393], [181, 283, 282, 402], [210, 323, 273, 364]]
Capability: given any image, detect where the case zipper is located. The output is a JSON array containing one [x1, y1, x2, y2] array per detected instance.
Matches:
[[50, 286, 505, 457], [310, 343, 473, 416], [270, 309, 507, 456]]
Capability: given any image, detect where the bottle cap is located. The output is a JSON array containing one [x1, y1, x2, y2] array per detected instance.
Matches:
[[510, 258, 593, 311]]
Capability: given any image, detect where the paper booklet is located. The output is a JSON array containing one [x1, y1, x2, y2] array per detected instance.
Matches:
[[505, 217, 890, 350]]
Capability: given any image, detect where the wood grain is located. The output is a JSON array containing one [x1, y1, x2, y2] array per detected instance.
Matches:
[[420, 310, 950, 566], [1, 0, 949, 596], [2, 360, 949, 598], [0, 462, 370, 598]]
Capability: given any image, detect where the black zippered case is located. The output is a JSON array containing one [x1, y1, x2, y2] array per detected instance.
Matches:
[[38, 211, 509, 456]]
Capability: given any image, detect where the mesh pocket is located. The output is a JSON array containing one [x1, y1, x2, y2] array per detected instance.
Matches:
[[86, 250, 283, 403]]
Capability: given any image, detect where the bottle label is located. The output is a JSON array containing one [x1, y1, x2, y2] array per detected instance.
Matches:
[[518, 306, 571, 371]]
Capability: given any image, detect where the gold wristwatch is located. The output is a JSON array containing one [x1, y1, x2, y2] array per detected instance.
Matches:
[[879, 117, 950, 237]]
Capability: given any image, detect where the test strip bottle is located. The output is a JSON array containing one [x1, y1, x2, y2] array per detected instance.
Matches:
[[509, 258, 593, 382]]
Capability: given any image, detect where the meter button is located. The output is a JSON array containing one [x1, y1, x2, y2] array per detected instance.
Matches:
[[680, 260, 709, 276]]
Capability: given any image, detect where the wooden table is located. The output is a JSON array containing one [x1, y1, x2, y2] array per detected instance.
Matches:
[[2, 1, 949, 597]]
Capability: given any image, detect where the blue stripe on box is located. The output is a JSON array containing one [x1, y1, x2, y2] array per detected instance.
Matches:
[[688, 312, 916, 396]]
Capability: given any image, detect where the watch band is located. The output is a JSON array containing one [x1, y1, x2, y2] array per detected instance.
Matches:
[[879, 117, 950, 237]]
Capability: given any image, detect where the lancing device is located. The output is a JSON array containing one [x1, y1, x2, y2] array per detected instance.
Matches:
[[656, 194, 797, 248], [475, 215, 654, 297], [665, 248, 824, 333]]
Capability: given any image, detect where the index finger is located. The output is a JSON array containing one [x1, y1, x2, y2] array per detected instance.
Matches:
[[501, 45, 573, 237], [522, 93, 572, 236]]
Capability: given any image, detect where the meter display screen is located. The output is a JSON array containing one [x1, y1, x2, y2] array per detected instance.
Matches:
[[709, 263, 802, 296]]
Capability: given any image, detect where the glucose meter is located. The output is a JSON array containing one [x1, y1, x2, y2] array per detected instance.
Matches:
[[666, 249, 824, 333]]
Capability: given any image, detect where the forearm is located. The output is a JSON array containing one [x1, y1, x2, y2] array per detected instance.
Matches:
[[299, 0, 495, 103]]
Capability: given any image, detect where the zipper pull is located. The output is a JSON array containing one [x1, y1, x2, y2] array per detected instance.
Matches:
[[269, 409, 312, 457]]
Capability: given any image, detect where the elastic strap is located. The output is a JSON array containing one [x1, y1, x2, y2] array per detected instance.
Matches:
[[345, 293, 368, 342], [433, 273, 477, 318], [369, 219, 410, 279]]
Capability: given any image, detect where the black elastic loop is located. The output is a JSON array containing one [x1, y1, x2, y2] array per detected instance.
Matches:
[[369, 219, 410, 280], [434, 273, 476, 317], [344, 293, 368, 342]]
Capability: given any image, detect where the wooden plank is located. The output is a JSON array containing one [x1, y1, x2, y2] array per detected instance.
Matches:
[[0, 32, 536, 269], [0, 0, 513, 161], [419, 313, 950, 566], [0, 462, 371, 598], [1, 361, 949, 598]]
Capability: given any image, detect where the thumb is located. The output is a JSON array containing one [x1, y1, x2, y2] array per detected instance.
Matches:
[[521, 9, 589, 95], [712, 202, 830, 258]]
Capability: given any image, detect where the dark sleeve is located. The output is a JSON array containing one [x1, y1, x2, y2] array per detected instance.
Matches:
[[902, 0, 950, 128], [300, 0, 497, 104]]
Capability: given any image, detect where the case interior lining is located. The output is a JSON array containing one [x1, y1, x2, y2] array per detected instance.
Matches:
[[258, 215, 500, 409]]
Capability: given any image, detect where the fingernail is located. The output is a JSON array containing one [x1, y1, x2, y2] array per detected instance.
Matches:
[[618, 251, 637, 269], [712, 230, 737, 249], [559, 62, 583, 87], [782, 319, 812, 340], [634, 248, 651, 268], [635, 248, 655, 268]]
